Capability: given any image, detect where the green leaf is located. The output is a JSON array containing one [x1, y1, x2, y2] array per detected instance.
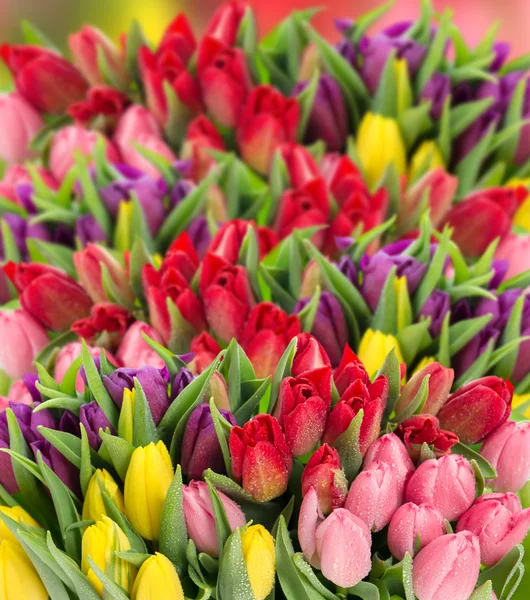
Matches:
[[133, 377, 160, 447], [79, 424, 94, 497], [414, 227, 451, 314], [87, 558, 129, 600], [398, 103, 433, 150], [495, 295, 526, 379], [269, 337, 297, 414], [394, 375, 430, 424], [206, 478, 233, 555], [101, 489, 147, 554], [0, 219, 21, 262], [347, 581, 381, 600], [203, 470, 254, 504], [98, 431, 135, 482], [75, 152, 111, 237], [299, 285, 322, 334], [448, 314, 493, 356], [159, 465, 188, 576], [81, 340, 118, 427], [21, 19, 61, 51], [293, 553, 340, 600], [415, 9, 451, 94], [378, 350, 402, 423], [351, 0, 395, 44], [332, 409, 363, 482], [26, 239, 75, 277], [275, 517, 314, 600], [132, 143, 177, 186], [297, 68, 320, 141], [372, 269, 398, 334], [209, 399, 233, 478], [234, 378, 271, 425], [373, 53, 398, 118], [499, 269, 530, 294], [469, 581, 494, 600], [452, 442, 497, 479], [216, 529, 254, 600], [478, 544, 524, 600], [126, 20, 148, 86]]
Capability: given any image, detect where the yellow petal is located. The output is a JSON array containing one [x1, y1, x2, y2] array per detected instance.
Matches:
[[241, 525, 275, 600], [0, 507, 39, 545], [131, 553, 184, 600], [0, 540, 47, 600], [358, 329, 404, 377], [408, 140, 445, 182]]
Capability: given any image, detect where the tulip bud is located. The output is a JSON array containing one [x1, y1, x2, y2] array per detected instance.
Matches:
[[0, 505, 39, 545], [229, 414, 292, 502], [413, 532, 481, 600], [356, 112, 406, 188], [418, 290, 451, 337], [131, 553, 184, 600], [0, 540, 47, 599], [0, 93, 43, 164], [334, 345, 370, 396], [388, 502, 445, 560], [408, 140, 445, 182], [241, 525, 276, 600], [299, 487, 371, 588], [181, 404, 237, 479], [0, 309, 49, 379], [82, 469, 125, 523], [124, 442, 174, 540], [183, 481, 246, 557], [397, 362, 454, 417], [279, 143, 320, 188], [116, 321, 165, 369], [437, 376, 512, 444], [32, 439, 81, 498], [406, 454, 476, 521], [80, 401, 115, 451], [397, 414, 459, 460], [301, 444, 348, 514], [181, 115, 226, 181], [345, 461, 400, 532], [480, 421, 530, 493], [291, 333, 331, 377], [81, 516, 135, 596], [357, 329, 404, 378], [204, 1, 246, 46]]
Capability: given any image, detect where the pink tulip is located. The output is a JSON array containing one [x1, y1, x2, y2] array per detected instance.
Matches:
[[344, 461, 400, 532], [457, 492, 530, 567], [116, 321, 165, 369], [388, 503, 445, 560], [114, 105, 176, 179], [495, 234, 530, 284], [182, 481, 246, 557], [405, 454, 476, 521], [0, 380, 34, 408], [49, 124, 120, 180], [363, 433, 415, 502], [54, 342, 117, 393], [481, 421, 530, 493], [413, 532, 481, 600], [0, 310, 49, 379], [0, 93, 44, 164], [0, 165, 57, 206], [299, 487, 372, 588]]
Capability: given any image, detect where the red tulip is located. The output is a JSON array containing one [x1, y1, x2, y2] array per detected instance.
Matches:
[[68, 86, 129, 128], [279, 143, 320, 188], [437, 376, 513, 444], [189, 332, 222, 374], [208, 219, 277, 264], [1, 44, 88, 114], [181, 115, 226, 181], [203, 1, 246, 48], [157, 13, 197, 65], [237, 86, 299, 174], [4, 262, 93, 331], [396, 361, 454, 417], [301, 444, 348, 514], [396, 415, 459, 460], [165, 232, 201, 284], [291, 333, 331, 377], [229, 414, 292, 502], [333, 345, 370, 396], [72, 303, 133, 350], [240, 302, 301, 378], [0, 93, 43, 164]]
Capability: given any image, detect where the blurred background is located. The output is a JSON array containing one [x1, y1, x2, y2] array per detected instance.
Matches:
[[1, 0, 529, 63]]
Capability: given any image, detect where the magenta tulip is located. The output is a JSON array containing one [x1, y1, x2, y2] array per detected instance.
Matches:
[[116, 321, 165, 369], [388, 502, 445, 560]]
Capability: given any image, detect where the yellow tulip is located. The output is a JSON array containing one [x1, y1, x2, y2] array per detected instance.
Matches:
[[356, 112, 407, 188], [81, 516, 135, 597], [507, 178, 530, 232], [118, 388, 136, 444], [114, 200, 133, 252], [513, 394, 530, 419], [0, 506, 39, 546], [131, 553, 184, 600], [241, 525, 275, 600], [0, 539, 47, 600], [394, 276, 412, 332], [408, 140, 445, 182], [358, 329, 404, 377], [82, 469, 125, 523], [124, 441, 174, 540], [394, 59, 412, 115]]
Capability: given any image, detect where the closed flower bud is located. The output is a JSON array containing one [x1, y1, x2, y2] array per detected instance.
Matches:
[[81, 516, 135, 596], [413, 531, 481, 600], [0, 540, 47, 599], [279, 143, 320, 188], [292, 333, 331, 377], [408, 140, 445, 182], [0, 506, 39, 545], [345, 461, 400, 532], [116, 321, 165, 369], [388, 502, 445, 560], [299, 487, 371, 588], [124, 442, 174, 540], [131, 553, 184, 600], [241, 524, 276, 600], [0, 93, 43, 164], [406, 454, 476, 521], [397, 415, 459, 460], [82, 469, 125, 523], [356, 112, 406, 188], [358, 329, 404, 378], [397, 362, 454, 417]]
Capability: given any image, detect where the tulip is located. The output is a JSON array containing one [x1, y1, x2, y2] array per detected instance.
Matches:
[[495, 233, 530, 283], [72, 302, 132, 350], [323, 375, 388, 456], [291, 333, 331, 378], [358, 329, 404, 378], [356, 112, 407, 188], [204, 1, 246, 47], [397, 361, 454, 417], [69, 26, 125, 86], [32, 439, 81, 497], [301, 444, 348, 514], [388, 503, 445, 560], [229, 414, 292, 502], [408, 140, 444, 182], [0, 310, 49, 379], [513, 184, 530, 231], [0, 505, 39, 547], [279, 143, 320, 188], [240, 302, 301, 378], [405, 454, 476, 521], [418, 290, 451, 337], [116, 321, 165, 369], [241, 525, 276, 600], [238, 85, 299, 174], [181, 115, 226, 181], [0, 164, 57, 209], [54, 342, 116, 394], [0, 380, 34, 408], [0, 540, 47, 599], [480, 421, 530, 493], [299, 487, 371, 588], [457, 493, 530, 567], [131, 553, 184, 600], [82, 469, 125, 523], [124, 441, 174, 540], [0, 44, 88, 114], [80, 401, 115, 451], [1, 402, 53, 447], [275, 367, 332, 457], [397, 415, 459, 460], [420, 73, 451, 119], [437, 376, 512, 444], [181, 404, 237, 479], [333, 345, 370, 396], [82, 516, 135, 596], [189, 332, 222, 374], [0, 93, 43, 164], [182, 480, 246, 556], [75, 215, 108, 247], [0, 214, 51, 263], [345, 461, 400, 531], [364, 433, 415, 501], [413, 532, 481, 600]]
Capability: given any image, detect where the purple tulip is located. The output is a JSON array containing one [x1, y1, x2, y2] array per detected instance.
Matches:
[[187, 216, 212, 259], [169, 179, 194, 210], [22, 374, 41, 404], [490, 260, 509, 290], [419, 290, 451, 337], [513, 295, 530, 383], [59, 411, 81, 437], [337, 255, 358, 286], [172, 367, 195, 399], [336, 39, 357, 67], [75, 215, 108, 247], [53, 224, 75, 248], [421, 73, 451, 119], [0, 214, 51, 261], [32, 439, 81, 497], [295, 292, 348, 367], [79, 401, 115, 450], [491, 42, 511, 72], [0, 402, 54, 446], [181, 404, 237, 480]]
